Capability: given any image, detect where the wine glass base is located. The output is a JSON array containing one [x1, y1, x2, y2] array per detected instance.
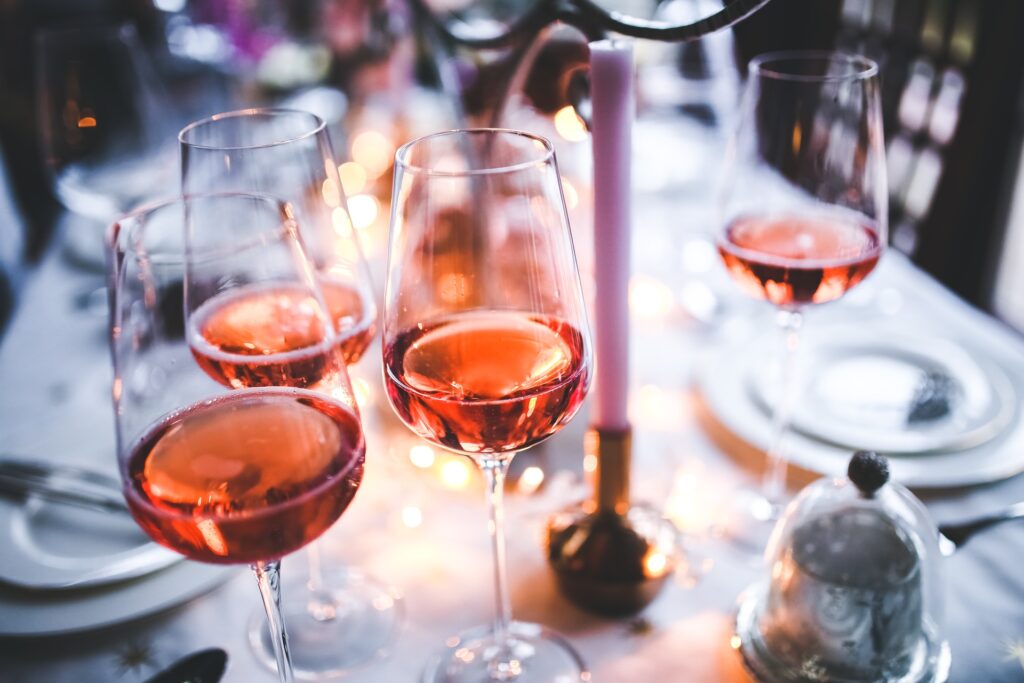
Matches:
[[248, 567, 403, 680], [423, 621, 589, 683]]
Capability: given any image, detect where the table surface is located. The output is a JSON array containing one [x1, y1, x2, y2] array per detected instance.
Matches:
[[1, 117, 1023, 683]]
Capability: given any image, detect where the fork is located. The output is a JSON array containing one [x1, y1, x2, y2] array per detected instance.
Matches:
[[0, 458, 129, 514], [937, 501, 1024, 557]]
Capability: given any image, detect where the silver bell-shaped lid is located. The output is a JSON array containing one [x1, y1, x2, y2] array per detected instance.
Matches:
[[735, 451, 951, 682]]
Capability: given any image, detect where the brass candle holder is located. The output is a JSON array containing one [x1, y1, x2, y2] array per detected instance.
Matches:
[[545, 426, 679, 617]]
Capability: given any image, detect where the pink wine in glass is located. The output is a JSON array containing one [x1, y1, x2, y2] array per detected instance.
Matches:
[[718, 214, 882, 306], [125, 388, 364, 564], [383, 310, 589, 457], [318, 277, 376, 364], [189, 283, 342, 389]]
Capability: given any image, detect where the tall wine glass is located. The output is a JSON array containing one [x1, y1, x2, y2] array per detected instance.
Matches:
[[178, 109, 395, 677], [716, 52, 887, 536], [37, 23, 178, 269], [383, 129, 593, 682], [109, 194, 365, 683], [179, 109, 377, 365]]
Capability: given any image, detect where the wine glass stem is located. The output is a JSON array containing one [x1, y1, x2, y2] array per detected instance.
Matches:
[[303, 540, 347, 621], [761, 308, 803, 515], [481, 458, 513, 651], [253, 560, 296, 683]]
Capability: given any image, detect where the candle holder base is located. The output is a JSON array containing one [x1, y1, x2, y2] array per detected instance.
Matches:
[[544, 426, 678, 616], [546, 503, 678, 617]]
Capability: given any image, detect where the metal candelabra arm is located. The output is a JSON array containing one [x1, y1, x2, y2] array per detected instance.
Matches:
[[410, 0, 772, 49]]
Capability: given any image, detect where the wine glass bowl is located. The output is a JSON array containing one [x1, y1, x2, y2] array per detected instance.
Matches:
[[122, 387, 365, 565], [384, 130, 593, 454], [182, 204, 346, 392], [717, 212, 882, 307], [180, 109, 377, 366], [383, 310, 590, 458], [715, 51, 888, 530], [718, 52, 887, 307], [383, 129, 592, 683]]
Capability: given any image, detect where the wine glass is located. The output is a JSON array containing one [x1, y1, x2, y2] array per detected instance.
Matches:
[[178, 109, 396, 677], [179, 109, 377, 387], [37, 23, 178, 270], [383, 129, 593, 683], [716, 52, 888, 539], [109, 193, 365, 683]]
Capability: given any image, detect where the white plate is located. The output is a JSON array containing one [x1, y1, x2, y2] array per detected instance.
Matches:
[[0, 557, 237, 638], [0, 494, 181, 591], [747, 332, 1017, 454], [0, 494, 238, 637], [695, 330, 1024, 489]]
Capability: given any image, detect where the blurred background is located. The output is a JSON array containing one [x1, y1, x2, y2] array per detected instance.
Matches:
[[1, 0, 1023, 335]]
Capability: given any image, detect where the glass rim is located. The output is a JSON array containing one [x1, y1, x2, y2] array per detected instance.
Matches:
[[395, 128, 555, 177], [178, 108, 326, 151], [110, 192, 295, 266], [749, 50, 879, 83]]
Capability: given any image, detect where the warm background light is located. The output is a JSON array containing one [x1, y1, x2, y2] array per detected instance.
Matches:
[[347, 194, 379, 230], [401, 505, 423, 528], [338, 161, 367, 195], [630, 275, 675, 319], [662, 458, 730, 539], [643, 550, 668, 578], [351, 130, 395, 180], [554, 105, 588, 142], [321, 178, 342, 208], [629, 384, 689, 431], [331, 207, 353, 236], [440, 458, 471, 490], [517, 465, 545, 494], [409, 445, 436, 469]]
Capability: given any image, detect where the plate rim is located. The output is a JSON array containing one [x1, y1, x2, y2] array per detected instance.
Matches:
[[694, 331, 1024, 489], [0, 559, 238, 638], [0, 495, 183, 591], [744, 335, 1018, 455]]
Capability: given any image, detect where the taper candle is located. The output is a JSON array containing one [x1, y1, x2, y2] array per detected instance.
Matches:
[[589, 39, 633, 432]]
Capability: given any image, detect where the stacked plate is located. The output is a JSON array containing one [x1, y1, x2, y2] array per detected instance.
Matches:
[[0, 468, 235, 637], [696, 323, 1024, 488]]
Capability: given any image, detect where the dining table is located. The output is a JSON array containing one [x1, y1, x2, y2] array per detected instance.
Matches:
[[1, 111, 1022, 683]]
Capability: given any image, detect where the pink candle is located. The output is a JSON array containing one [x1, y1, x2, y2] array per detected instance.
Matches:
[[589, 39, 633, 433]]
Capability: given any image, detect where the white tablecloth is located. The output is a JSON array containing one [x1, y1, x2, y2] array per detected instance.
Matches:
[[1, 126, 1023, 683]]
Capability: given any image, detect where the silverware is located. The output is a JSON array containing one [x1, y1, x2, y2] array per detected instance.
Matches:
[[144, 648, 228, 683], [0, 458, 129, 514], [937, 501, 1024, 556], [0, 458, 182, 589]]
